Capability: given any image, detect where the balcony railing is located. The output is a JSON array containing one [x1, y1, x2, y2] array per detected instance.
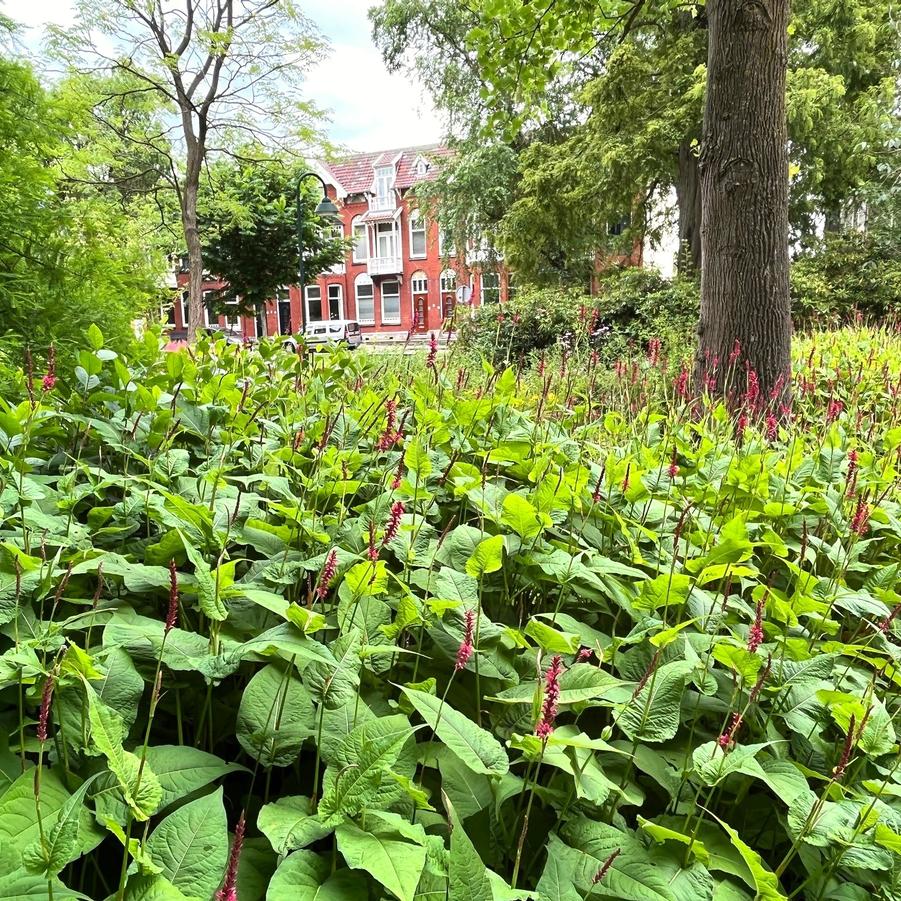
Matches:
[[368, 255, 403, 276]]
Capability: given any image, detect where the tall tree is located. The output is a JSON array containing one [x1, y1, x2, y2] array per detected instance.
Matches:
[[697, 0, 791, 398], [199, 156, 346, 320], [54, 0, 326, 340]]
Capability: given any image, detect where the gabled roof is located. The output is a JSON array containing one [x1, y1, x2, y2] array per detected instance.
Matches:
[[318, 144, 454, 197]]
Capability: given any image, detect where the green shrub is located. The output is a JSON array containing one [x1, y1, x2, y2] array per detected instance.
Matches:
[[456, 268, 699, 365], [791, 230, 901, 326]]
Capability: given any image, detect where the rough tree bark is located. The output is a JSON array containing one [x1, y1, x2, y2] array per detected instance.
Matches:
[[181, 140, 205, 339], [675, 140, 702, 273], [695, 0, 791, 403]]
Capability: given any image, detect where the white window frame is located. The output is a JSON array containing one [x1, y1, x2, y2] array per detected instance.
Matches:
[[305, 284, 324, 322], [374, 165, 395, 210], [355, 274, 375, 325], [328, 221, 346, 273], [481, 270, 501, 304], [411, 271, 428, 294], [438, 226, 456, 258], [352, 216, 368, 263], [439, 269, 456, 293], [202, 290, 216, 326], [327, 283, 344, 320], [375, 221, 399, 260], [224, 294, 241, 331], [380, 279, 401, 325], [408, 209, 427, 259]]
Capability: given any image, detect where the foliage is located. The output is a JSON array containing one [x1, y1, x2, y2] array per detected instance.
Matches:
[[199, 157, 347, 315], [791, 230, 901, 325], [0, 55, 163, 378], [457, 269, 699, 365], [4, 321, 901, 899]]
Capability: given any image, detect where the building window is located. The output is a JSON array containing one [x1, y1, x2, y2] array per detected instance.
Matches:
[[440, 268, 456, 294], [411, 271, 428, 294], [305, 284, 323, 322], [355, 274, 375, 325], [224, 293, 241, 331], [375, 221, 398, 260], [179, 291, 189, 326], [438, 225, 455, 258], [352, 216, 368, 263], [327, 283, 343, 320], [482, 270, 501, 304], [414, 157, 429, 177], [381, 279, 401, 325], [202, 290, 217, 326], [328, 221, 345, 273], [409, 209, 426, 259], [374, 165, 394, 210]]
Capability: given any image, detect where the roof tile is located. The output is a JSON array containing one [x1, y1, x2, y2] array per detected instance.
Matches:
[[321, 144, 454, 196]]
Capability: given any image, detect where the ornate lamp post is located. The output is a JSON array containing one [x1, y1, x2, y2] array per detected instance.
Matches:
[[295, 171, 339, 333]]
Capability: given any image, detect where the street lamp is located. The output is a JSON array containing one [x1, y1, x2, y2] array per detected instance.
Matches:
[[296, 171, 340, 333]]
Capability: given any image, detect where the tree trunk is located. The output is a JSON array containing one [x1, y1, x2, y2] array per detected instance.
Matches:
[[675, 141, 702, 274], [695, 0, 791, 404], [182, 146, 204, 342]]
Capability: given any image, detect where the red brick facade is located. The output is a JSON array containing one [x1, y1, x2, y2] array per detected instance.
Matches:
[[168, 144, 514, 343]]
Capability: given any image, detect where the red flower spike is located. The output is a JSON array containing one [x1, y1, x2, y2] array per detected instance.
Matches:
[[591, 849, 621, 885], [382, 501, 405, 547], [215, 811, 245, 901], [165, 560, 179, 634], [36, 672, 56, 743], [316, 549, 338, 601], [535, 655, 564, 740], [455, 609, 475, 671], [747, 595, 765, 652]]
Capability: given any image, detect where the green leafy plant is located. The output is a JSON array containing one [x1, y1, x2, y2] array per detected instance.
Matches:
[[2, 321, 901, 900]]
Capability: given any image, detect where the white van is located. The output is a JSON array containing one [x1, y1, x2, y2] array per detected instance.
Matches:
[[284, 320, 363, 351]]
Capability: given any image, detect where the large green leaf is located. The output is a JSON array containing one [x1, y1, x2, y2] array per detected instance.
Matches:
[[0, 769, 100, 861], [257, 795, 331, 855], [402, 687, 509, 775], [335, 820, 427, 901], [266, 850, 367, 900], [85, 684, 161, 821], [22, 773, 101, 877], [236, 664, 315, 767], [0, 842, 86, 900], [145, 787, 229, 901], [614, 660, 693, 744], [712, 818, 786, 900], [445, 795, 493, 901], [465, 535, 505, 579], [318, 717, 412, 823], [178, 529, 228, 621], [305, 628, 362, 710], [144, 746, 248, 811]]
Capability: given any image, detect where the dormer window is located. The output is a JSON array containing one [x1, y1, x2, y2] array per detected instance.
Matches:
[[414, 157, 430, 177], [374, 165, 395, 210]]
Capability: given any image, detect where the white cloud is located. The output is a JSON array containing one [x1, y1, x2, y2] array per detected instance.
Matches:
[[2, 0, 444, 152]]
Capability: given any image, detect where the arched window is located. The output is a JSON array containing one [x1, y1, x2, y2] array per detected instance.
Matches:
[[440, 268, 456, 293], [411, 271, 428, 294], [355, 273, 374, 325], [352, 215, 368, 263]]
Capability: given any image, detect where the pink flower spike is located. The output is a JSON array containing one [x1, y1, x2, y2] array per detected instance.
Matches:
[[591, 848, 621, 885], [850, 497, 871, 536], [535, 655, 564, 741], [36, 672, 56, 743], [426, 332, 438, 369], [455, 609, 475, 671], [382, 500, 405, 547], [747, 595, 765, 652], [316, 549, 338, 601], [215, 811, 245, 901]]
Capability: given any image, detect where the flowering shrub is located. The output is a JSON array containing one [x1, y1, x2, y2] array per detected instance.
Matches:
[[1, 324, 901, 899]]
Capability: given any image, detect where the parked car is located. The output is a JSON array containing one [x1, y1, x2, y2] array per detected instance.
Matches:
[[282, 320, 363, 352]]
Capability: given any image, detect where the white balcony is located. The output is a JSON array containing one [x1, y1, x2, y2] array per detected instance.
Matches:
[[368, 255, 403, 276]]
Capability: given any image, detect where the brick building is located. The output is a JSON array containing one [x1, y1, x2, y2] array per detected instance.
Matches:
[[167, 144, 513, 343]]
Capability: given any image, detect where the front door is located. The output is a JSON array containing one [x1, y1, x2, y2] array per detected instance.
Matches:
[[413, 294, 428, 331], [441, 293, 456, 325]]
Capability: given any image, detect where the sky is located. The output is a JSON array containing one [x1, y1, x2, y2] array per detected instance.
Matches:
[[3, 0, 443, 153]]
